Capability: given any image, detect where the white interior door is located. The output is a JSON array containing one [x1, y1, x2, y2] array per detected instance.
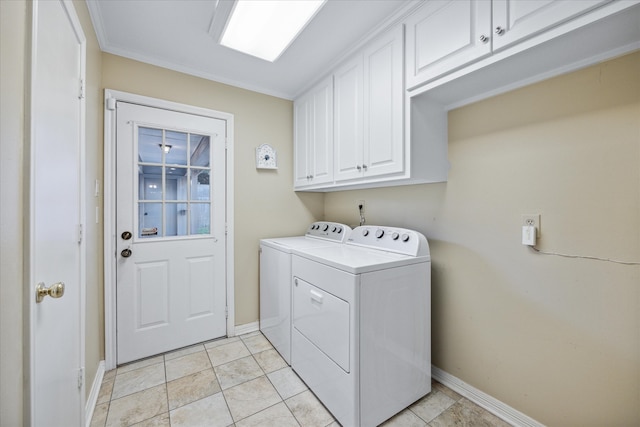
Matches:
[[31, 0, 85, 425], [116, 102, 227, 364]]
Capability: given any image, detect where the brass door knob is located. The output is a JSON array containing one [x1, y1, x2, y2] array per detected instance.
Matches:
[[35, 282, 65, 303]]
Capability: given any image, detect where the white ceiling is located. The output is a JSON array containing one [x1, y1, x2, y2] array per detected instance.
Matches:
[[86, 0, 416, 100]]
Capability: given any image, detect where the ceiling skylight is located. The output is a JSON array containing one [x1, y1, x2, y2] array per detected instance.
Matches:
[[220, 0, 326, 62]]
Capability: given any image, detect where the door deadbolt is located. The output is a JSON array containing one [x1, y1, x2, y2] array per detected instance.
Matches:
[[35, 282, 65, 303], [121, 248, 132, 258], [121, 231, 132, 240]]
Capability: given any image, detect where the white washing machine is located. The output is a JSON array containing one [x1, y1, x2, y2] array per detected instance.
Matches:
[[259, 222, 352, 364], [291, 225, 431, 427]]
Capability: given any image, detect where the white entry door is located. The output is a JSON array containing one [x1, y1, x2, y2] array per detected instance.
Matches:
[[116, 102, 227, 364], [31, 0, 85, 425]]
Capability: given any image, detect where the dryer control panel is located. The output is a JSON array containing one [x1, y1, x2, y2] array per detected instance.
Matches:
[[347, 226, 430, 257], [305, 222, 352, 242]]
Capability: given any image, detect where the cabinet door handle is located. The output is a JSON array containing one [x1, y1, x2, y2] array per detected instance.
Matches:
[[357, 165, 362, 171], [479, 34, 489, 43], [495, 26, 505, 35], [362, 164, 368, 170]]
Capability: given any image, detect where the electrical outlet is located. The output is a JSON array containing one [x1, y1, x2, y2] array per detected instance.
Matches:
[[521, 214, 540, 238], [357, 200, 365, 213]]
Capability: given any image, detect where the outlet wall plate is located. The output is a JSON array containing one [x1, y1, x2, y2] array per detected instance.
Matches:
[[521, 214, 540, 238]]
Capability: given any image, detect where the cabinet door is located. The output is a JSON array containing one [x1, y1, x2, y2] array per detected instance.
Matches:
[[334, 56, 364, 182], [492, 0, 611, 50], [309, 77, 334, 185], [405, 0, 491, 89], [293, 97, 311, 188], [363, 25, 404, 178]]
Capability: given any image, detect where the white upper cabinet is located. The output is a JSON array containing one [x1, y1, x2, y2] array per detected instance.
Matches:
[[405, 0, 492, 90], [406, 0, 620, 90], [334, 25, 404, 184], [492, 0, 611, 51], [293, 77, 333, 188]]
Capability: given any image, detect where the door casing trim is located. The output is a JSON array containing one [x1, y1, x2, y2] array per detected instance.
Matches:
[[103, 89, 235, 370]]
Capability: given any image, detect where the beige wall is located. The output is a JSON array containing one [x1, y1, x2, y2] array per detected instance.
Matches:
[[0, 1, 28, 425], [101, 54, 324, 325], [324, 52, 640, 426]]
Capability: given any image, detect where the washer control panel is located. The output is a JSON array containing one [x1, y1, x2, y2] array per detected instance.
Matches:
[[347, 226, 429, 256], [305, 222, 352, 242]]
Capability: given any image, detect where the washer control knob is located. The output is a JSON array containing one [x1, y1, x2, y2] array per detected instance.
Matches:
[[401, 233, 410, 242], [336, 227, 342, 233], [323, 224, 329, 231], [391, 232, 399, 240], [362, 229, 369, 237], [375, 229, 384, 238]]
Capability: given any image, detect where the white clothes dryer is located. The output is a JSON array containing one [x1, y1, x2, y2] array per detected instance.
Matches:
[[291, 225, 431, 427], [259, 222, 352, 364]]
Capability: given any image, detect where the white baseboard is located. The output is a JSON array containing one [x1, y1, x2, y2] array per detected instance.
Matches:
[[431, 366, 545, 427], [85, 360, 105, 427], [233, 321, 260, 336]]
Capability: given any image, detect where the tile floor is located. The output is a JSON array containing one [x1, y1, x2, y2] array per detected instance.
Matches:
[[91, 331, 512, 427]]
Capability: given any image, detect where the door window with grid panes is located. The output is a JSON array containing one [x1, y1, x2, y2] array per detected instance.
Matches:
[[137, 127, 212, 238]]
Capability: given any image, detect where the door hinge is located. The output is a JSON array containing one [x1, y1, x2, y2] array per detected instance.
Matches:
[[77, 368, 84, 390], [225, 224, 228, 236], [106, 97, 116, 111], [225, 306, 228, 319], [79, 79, 85, 99], [77, 224, 83, 243]]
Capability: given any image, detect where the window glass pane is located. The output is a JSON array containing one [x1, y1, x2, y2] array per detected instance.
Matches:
[[165, 130, 188, 165], [190, 134, 210, 167], [140, 168, 163, 201], [165, 203, 188, 237], [138, 127, 163, 163], [191, 170, 210, 201], [164, 168, 187, 201], [139, 203, 162, 238], [190, 203, 210, 235]]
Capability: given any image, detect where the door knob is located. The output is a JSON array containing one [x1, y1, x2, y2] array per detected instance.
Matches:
[[121, 248, 132, 258], [121, 231, 132, 240], [35, 282, 65, 303]]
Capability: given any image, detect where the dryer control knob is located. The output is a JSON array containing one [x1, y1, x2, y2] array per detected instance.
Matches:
[[362, 229, 369, 236], [336, 227, 342, 233], [391, 232, 399, 240], [375, 229, 385, 238], [401, 233, 410, 242], [323, 224, 329, 231]]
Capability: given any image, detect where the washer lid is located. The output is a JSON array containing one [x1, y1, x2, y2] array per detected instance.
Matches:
[[260, 236, 343, 252], [292, 245, 429, 274]]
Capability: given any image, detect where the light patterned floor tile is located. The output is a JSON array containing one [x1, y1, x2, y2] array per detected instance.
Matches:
[[167, 368, 220, 410], [111, 362, 166, 400], [409, 389, 457, 423], [130, 412, 170, 427], [429, 397, 513, 427], [432, 379, 463, 401], [253, 348, 287, 373], [116, 355, 164, 375], [285, 390, 334, 427], [223, 376, 282, 422], [267, 367, 308, 400], [241, 333, 273, 354], [89, 402, 109, 427], [214, 355, 264, 390], [164, 343, 205, 361], [207, 339, 251, 366], [235, 402, 299, 427], [103, 369, 117, 382], [97, 378, 114, 404], [105, 384, 168, 427], [380, 408, 428, 426], [169, 393, 232, 427], [165, 350, 212, 382], [204, 336, 240, 350]]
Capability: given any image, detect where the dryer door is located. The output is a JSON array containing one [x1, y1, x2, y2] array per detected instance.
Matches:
[[292, 277, 350, 372]]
